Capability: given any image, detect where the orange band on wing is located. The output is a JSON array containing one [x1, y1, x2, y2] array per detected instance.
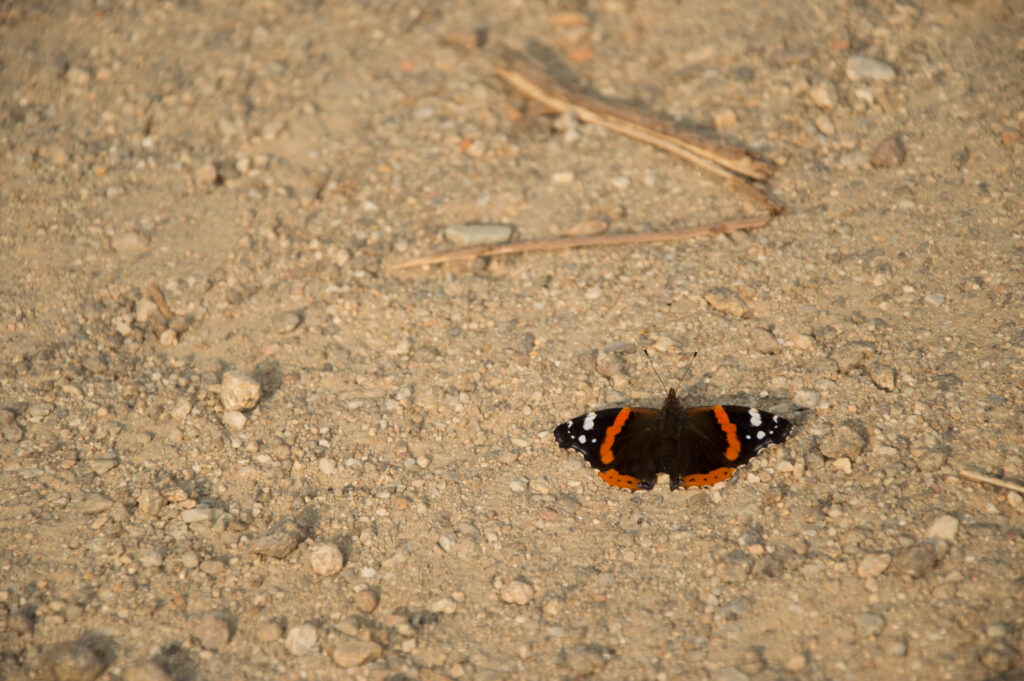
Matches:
[[600, 469, 641, 489], [681, 466, 736, 488], [711, 406, 741, 461], [598, 408, 632, 465]]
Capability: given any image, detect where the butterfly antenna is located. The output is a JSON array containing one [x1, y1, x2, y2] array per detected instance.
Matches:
[[642, 348, 669, 393], [674, 351, 698, 393]]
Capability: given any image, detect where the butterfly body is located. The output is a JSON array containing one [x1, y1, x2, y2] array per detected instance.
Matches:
[[553, 388, 792, 491]]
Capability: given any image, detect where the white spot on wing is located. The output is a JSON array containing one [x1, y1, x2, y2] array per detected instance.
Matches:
[[748, 408, 762, 427], [582, 412, 597, 431], [577, 434, 586, 444], [756, 430, 765, 440]]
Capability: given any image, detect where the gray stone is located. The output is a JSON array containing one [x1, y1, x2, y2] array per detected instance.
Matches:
[[250, 518, 305, 558], [891, 543, 940, 578], [846, 55, 896, 82], [855, 611, 887, 637], [443, 223, 514, 247]]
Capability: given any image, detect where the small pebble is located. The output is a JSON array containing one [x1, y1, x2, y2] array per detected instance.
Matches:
[[443, 223, 513, 247], [808, 80, 837, 109], [81, 494, 115, 515], [832, 341, 876, 372], [310, 542, 345, 576], [284, 623, 318, 656], [820, 423, 867, 460], [713, 108, 738, 130], [891, 543, 940, 578], [331, 640, 383, 667], [857, 552, 892, 579], [500, 580, 535, 605], [89, 456, 119, 476], [784, 653, 808, 672], [220, 371, 261, 411], [353, 589, 379, 613], [42, 640, 107, 681], [111, 232, 147, 254], [196, 163, 220, 185], [855, 611, 887, 637], [255, 620, 284, 643], [846, 55, 896, 82], [566, 219, 608, 236], [429, 597, 457, 614], [137, 488, 166, 516], [792, 389, 820, 409], [869, 364, 897, 391], [871, 136, 906, 168], [272, 311, 302, 334], [925, 515, 959, 543], [222, 410, 247, 430], [181, 507, 214, 524], [193, 614, 231, 650], [750, 328, 780, 354], [704, 287, 751, 318], [250, 519, 305, 559]]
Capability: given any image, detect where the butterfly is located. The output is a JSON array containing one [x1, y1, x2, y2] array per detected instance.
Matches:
[[553, 387, 792, 491]]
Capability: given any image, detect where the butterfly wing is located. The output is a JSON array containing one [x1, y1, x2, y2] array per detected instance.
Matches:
[[673, 406, 792, 489], [553, 407, 662, 490]]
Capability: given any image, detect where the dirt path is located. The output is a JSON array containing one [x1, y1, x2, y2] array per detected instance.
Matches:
[[2, 2, 1022, 680]]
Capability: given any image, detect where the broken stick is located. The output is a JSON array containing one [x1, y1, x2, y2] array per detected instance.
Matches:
[[389, 215, 770, 270]]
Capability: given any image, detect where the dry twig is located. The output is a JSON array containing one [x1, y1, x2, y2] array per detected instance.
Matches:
[[389, 215, 770, 270], [494, 46, 783, 214], [959, 469, 1024, 495]]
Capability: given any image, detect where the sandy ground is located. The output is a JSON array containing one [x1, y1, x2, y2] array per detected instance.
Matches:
[[2, 1, 1023, 680]]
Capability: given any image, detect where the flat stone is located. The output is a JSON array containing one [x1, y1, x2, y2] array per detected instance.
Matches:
[[808, 80, 837, 109], [869, 363, 897, 391], [846, 55, 896, 82], [331, 640, 383, 667], [137, 487, 166, 516], [443, 223, 514, 247], [926, 515, 959, 543], [429, 597, 457, 614], [750, 327, 780, 354], [81, 494, 115, 515]]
